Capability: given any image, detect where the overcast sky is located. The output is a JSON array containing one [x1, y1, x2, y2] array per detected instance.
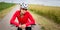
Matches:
[[0, 0, 60, 6]]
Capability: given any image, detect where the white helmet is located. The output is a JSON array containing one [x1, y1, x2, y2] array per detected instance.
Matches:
[[20, 3, 28, 9]]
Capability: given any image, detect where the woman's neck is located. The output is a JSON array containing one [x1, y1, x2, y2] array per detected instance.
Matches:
[[20, 12, 24, 18]]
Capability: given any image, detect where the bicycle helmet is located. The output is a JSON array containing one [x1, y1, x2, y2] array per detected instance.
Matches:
[[20, 3, 28, 10]]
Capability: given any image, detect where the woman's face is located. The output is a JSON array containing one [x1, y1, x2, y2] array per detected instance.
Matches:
[[20, 9, 27, 14]]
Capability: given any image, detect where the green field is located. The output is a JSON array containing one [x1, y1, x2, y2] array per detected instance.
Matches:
[[29, 4, 60, 24], [0, 2, 15, 18], [0, 2, 15, 12]]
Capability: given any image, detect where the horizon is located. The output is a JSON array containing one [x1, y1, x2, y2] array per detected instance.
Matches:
[[0, 0, 60, 6]]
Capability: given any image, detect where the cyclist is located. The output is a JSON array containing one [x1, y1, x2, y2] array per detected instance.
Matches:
[[10, 3, 35, 30]]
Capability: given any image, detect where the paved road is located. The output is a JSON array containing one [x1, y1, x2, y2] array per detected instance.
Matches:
[[0, 5, 41, 30]]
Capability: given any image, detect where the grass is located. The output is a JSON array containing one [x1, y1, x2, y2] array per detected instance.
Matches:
[[29, 8, 60, 30], [28, 4, 60, 24], [30, 10, 60, 30], [0, 2, 15, 12], [0, 2, 15, 19]]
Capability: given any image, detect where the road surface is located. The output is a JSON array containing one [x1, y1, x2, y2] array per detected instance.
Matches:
[[0, 5, 41, 30]]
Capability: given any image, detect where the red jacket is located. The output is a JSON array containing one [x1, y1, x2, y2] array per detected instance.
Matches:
[[10, 10, 35, 27]]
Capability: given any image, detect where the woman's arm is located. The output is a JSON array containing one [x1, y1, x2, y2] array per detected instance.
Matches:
[[26, 12, 35, 26], [10, 11, 20, 27]]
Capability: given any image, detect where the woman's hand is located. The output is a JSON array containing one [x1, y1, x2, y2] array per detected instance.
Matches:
[[21, 24, 26, 29], [19, 24, 26, 29], [19, 24, 22, 28]]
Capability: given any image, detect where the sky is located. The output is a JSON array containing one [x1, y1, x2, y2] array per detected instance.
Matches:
[[0, 0, 60, 6]]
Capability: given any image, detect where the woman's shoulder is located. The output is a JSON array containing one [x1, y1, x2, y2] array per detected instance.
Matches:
[[26, 11, 31, 15], [14, 10, 20, 14]]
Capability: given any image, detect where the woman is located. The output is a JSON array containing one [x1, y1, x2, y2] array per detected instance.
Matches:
[[10, 3, 35, 30]]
